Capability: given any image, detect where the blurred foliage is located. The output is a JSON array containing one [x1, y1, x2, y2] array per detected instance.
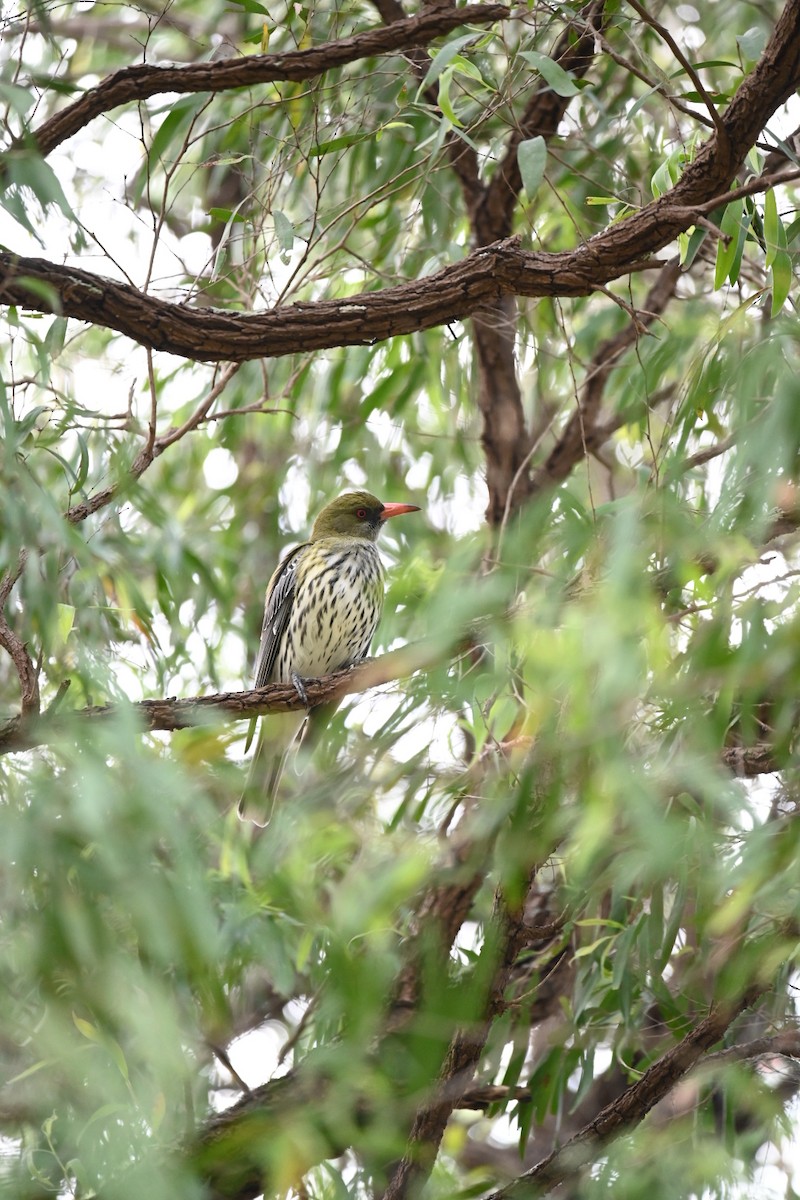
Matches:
[[2, 0, 800, 1198]]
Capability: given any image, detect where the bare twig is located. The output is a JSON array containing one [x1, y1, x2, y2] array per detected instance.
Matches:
[[665, 167, 800, 219], [0, 549, 39, 718], [672, 433, 737, 476], [64, 363, 241, 524]]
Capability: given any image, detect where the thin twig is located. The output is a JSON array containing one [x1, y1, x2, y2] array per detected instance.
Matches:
[[624, 0, 728, 141], [672, 433, 737, 475], [0, 549, 39, 717], [667, 168, 800, 221], [144, 348, 159, 462], [154, 362, 241, 451], [65, 363, 241, 524]]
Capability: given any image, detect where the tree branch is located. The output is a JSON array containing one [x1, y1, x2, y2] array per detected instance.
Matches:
[[484, 986, 768, 1200], [14, 5, 509, 160], [457, 1025, 800, 1107], [2, 0, 798, 369], [0, 156, 793, 363], [0, 638, 450, 755], [0, 550, 39, 718]]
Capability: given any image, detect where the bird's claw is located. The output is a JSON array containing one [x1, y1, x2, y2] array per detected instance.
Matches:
[[291, 672, 310, 708]]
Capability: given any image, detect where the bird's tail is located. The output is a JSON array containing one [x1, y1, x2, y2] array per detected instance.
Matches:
[[238, 701, 343, 827], [237, 711, 307, 827]]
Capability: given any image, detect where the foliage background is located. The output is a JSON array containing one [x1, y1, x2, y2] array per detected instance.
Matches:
[[2, 1, 800, 1198]]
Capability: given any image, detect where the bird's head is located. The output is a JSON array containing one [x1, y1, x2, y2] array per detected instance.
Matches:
[[311, 491, 420, 542]]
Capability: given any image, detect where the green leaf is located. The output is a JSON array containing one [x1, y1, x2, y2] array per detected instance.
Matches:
[[681, 224, 707, 268], [437, 65, 462, 127], [56, 604, 76, 646], [763, 188, 779, 268], [14, 276, 62, 310], [6, 151, 76, 221], [14, 404, 50, 439], [227, 0, 269, 12], [273, 209, 295, 255], [651, 157, 676, 199], [519, 50, 580, 96], [628, 84, 660, 120], [420, 34, 479, 89], [151, 95, 206, 166], [308, 133, 367, 157], [737, 26, 766, 61], [714, 200, 744, 288], [74, 432, 90, 491], [132, 94, 209, 200], [770, 247, 792, 316], [44, 315, 67, 357], [0, 80, 35, 117], [0, 187, 39, 239], [208, 206, 248, 224], [518, 136, 546, 200], [447, 55, 487, 86]]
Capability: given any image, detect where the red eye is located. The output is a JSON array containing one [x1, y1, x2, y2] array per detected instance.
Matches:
[[356, 508, 367, 519]]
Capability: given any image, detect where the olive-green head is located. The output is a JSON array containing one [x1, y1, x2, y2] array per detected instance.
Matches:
[[310, 491, 420, 542]]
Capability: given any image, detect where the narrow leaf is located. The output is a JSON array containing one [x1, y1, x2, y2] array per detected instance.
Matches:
[[770, 249, 792, 316], [763, 188, 779, 268], [273, 209, 294, 254], [518, 136, 546, 200], [520, 50, 579, 96], [420, 34, 478, 89]]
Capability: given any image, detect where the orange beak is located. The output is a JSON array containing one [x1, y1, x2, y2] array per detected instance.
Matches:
[[380, 502, 421, 521]]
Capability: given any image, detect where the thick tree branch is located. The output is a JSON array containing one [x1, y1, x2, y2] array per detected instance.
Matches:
[[14, 5, 508, 160], [0, 157, 793, 364], [473, 296, 533, 527], [0, 237, 653, 361]]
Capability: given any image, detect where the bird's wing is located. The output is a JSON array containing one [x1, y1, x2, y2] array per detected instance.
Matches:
[[252, 542, 307, 687]]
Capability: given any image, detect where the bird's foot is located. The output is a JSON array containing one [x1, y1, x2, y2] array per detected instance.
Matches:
[[290, 672, 310, 708]]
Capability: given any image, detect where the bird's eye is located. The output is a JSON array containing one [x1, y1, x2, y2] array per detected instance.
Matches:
[[356, 508, 368, 519]]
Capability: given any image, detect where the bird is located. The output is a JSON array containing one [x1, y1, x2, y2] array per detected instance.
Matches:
[[239, 490, 420, 825]]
